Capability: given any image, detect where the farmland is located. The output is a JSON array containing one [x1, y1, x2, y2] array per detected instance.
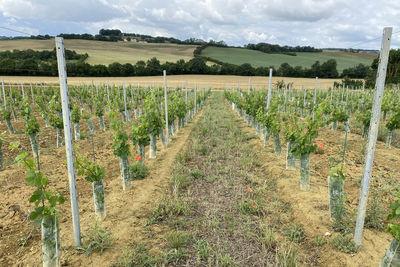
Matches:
[[0, 74, 399, 266], [0, 39, 377, 74], [0, 29, 399, 267], [201, 46, 377, 72], [0, 39, 196, 65], [0, 74, 341, 89]]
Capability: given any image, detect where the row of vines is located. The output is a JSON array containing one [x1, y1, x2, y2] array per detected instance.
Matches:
[[1, 80, 210, 266], [225, 83, 400, 265]]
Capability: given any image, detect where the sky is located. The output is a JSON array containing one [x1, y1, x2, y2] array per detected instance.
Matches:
[[0, 0, 398, 49]]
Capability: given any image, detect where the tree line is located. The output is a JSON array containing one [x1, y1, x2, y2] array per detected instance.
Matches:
[[0, 48, 367, 79], [245, 43, 322, 55], [0, 46, 398, 85]]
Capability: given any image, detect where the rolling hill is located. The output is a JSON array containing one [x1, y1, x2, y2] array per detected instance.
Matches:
[[201, 46, 377, 72], [0, 39, 377, 74], [0, 39, 196, 65]]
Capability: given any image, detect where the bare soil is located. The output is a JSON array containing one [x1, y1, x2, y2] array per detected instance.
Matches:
[[0, 108, 204, 266], [232, 107, 396, 266]]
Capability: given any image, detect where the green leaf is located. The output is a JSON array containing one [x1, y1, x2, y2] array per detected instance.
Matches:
[[29, 190, 44, 203], [8, 141, 21, 150]]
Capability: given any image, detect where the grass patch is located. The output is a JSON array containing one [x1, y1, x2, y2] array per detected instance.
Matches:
[[365, 190, 386, 230], [161, 248, 189, 265], [129, 162, 149, 180], [276, 243, 297, 267], [147, 196, 190, 224], [263, 225, 277, 249], [113, 242, 157, 266], [284, 224, 305, 243], [164, 231, 192, 249], [77, 222, 114, 255], [195, 239, 213, 262], [238, 199, 261, 215], [313, 236, 327, 247], [331, 234, 359, 254], [190, 169, 204, 179]]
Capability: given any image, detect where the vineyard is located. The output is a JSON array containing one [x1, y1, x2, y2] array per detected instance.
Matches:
[[0, 30, 400, 267]]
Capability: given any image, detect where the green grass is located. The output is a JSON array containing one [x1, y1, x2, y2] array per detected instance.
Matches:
[[201, 46, 377, 72], [0, 39, 195, 65]]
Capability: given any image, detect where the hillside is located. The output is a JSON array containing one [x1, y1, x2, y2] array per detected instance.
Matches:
[[0, 38, 378, 76], [201, 46, 377, 72], [0, 39, 196, 65]]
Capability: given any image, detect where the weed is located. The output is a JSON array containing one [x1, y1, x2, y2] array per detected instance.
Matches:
[[161, 248, 188, 265], [365, 189, 386, 230], [331, 234, 359, 254], [129, 162, 149, 180], [164, 231, 191, 249], [313, 236, 327, 247], [280, 202, 292, 213], [206, 175, 218, 183], [190, 169, 204, 179], [276, 243, 297, 267], [328, 156, 340, 168], [170, 173, 190, 196], [77, 222, 114, 255], [113, 242, 157, 266], [377, 125, 387, 142], [331, 197, 355, 234], [284, 224, 305, 243], [195, 239, 213, 262], [238, 199, 260, 215], [147, 196, 190, 224], [176, 150, 193, 163], [355, 141, 367, 164], [215, 252, 236, 267], [166, 217, 187, 229], [263, 225, 277, 249]]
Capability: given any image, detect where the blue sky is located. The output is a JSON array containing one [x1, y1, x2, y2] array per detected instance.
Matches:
[[0, 0, 398, 49]]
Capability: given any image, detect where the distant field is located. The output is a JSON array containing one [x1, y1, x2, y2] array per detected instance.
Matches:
[[201, 46, 377, 72], [0, 75, 341, 89], [0, 39, 196, 65]]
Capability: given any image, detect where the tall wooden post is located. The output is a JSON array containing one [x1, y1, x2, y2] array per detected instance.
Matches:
[[354, 27, 392, 247], [55, 37, 81, 246], [163, 70, 169, 144], [266, 68, 273, 110]]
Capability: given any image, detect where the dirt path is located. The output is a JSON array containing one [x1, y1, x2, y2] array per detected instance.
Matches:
[[0, 106, 205, 266], [141, 92, 325, 266]]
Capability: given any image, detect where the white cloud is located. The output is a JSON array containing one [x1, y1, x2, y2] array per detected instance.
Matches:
[[0, 0, 122, 22], [0, 0, 398, 49]]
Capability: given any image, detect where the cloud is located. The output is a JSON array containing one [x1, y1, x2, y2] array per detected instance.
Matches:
[[247, 0, 342, 22], [0, 0, 122, 22], [0, 0, 398, 49]]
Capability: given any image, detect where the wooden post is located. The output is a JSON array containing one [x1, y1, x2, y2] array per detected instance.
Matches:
[[248, 78, 251, 94], [21, 83, 25, 99], [185, 80, 188, 123], [185, 80, 188, 107], [30, 83, 34, 104], [106, 81, 110, 103], [354, 27, 392, 247], [1, 79, 6, 110], [312, 77, 318, 121], [163, 70, 169, 144], [194, 84, 197, 112], [55, 37, 81, 246], [266, 68, 273, 110], [123, 81, 127, 121]]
